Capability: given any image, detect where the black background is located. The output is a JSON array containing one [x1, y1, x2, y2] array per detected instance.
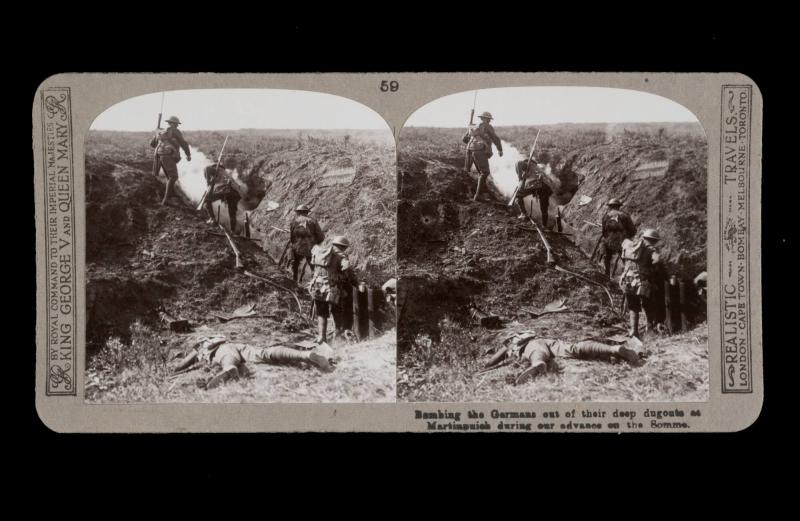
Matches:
[[21, 14, 787, 491]]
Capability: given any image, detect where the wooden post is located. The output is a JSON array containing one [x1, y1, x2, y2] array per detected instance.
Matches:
[[664, 280, 673, 335], [679, 280, 688, 332], [244, 212, 250, 239], [367, 289, 376, 337]]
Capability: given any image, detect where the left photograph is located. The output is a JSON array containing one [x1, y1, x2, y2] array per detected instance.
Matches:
[[85, 89, 397, 403]]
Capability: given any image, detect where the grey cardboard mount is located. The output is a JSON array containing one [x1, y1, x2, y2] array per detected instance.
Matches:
[[33, 73, 762, 432]]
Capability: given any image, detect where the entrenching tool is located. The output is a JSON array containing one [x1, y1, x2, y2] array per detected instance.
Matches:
[[508, 129, 541, 208], [524, 214, 555, 266], [151, 92, 165, 177], [218, 222, 243, 270], [197, 135, 230, 212]]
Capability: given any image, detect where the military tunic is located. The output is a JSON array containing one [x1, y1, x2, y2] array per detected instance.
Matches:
[[514, 159, 552, 225], [150, 126, 191, 180], [462, 121, 502, 176]]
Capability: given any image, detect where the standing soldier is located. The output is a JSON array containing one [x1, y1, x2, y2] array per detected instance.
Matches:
[[203, 160, 241, 235], [601, 198, 636, 278], [150, 115, 191, 205], [513, 157, 552, 226], [309, 236, 358, 344], [289, 204, 325, 283], [619, 228, 663, 338], [462, 111, 503, 201]]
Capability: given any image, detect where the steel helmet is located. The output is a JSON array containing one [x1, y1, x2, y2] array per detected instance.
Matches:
[[332, 235, 350, 248], [607, 198, 622, 207], [478, 111, 494, 120], [642, 228, 661, 241], [165, 116, 182, 124], [294, 204, 310, 213]]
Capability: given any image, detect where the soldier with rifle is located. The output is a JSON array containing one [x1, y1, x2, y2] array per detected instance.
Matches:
[[601, 198, 636, 278], [203, 159, 241, 235], [462, 111, 503, 201], [619, 228, 664, 338], [481, 331, 641, 385], [309, 236, 358, 344], [172, 336, 333, 390], [150, 115, 191, 205], [289, 204, 325, 283]]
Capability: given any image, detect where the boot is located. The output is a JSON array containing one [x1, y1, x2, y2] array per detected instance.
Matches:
[[267, 346, 332, 372], [316, 315, 328, 344], [628, 310, 640, 339], [515, 361, 546, 385], [307, 351, 332, 372], [206, 366, 238, 389], [206, 203, 217, 225], [616, 344, 641, 365], [161, 178, 177, 205], [472, 176, 486, 201]]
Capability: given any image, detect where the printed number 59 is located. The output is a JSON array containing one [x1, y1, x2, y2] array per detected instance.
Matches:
[[380, 80, 399, 92]]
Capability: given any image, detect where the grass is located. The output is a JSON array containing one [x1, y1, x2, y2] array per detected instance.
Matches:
[[86, 323, 396, 404], [398, 320, 708, 403]]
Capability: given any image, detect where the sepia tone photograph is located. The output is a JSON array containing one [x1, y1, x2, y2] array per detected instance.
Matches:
[[397, 87, 709, 402], [84, 89, 397, 403]]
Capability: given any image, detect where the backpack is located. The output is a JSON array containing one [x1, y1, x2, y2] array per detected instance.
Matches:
[[619, 238, 645, 295], [311, 244, 335, 269]]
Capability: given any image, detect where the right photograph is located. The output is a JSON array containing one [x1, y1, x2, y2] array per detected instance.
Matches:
[[397, 86, 708, 402]]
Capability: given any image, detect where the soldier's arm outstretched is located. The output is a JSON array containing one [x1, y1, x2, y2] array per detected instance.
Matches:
[[172, 128, 191, 160], [486, 125, 503, 155]]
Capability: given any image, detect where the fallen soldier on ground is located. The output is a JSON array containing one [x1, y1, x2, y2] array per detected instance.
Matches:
[[173, 336, 333, 389], [482, 331, 642, 385]]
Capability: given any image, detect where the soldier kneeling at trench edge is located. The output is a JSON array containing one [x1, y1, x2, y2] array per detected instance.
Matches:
[[482, 331, 642, 385], [173, 336, 333, 389], [204, 160, 241, 235]]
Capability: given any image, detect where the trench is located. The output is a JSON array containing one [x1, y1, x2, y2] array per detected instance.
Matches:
[[176, 146, 265, 240]]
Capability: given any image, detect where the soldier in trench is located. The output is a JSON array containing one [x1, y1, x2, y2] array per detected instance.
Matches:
[[601, 198, 636, 278], [462, 111, 503, 201], [173, 336, 333, 389], [309, 236, 358, 344], [203, 160, 241, 235], [513, 157, 552, 227], [150, 115, 191, 205], [288, 204, 325, 283], [619, 228, 665, 338], [482, 331, 642, 385]]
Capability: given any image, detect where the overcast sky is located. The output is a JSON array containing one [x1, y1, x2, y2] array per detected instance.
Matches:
[[91, 89, 390, 131], [405, 87, 699, 127]]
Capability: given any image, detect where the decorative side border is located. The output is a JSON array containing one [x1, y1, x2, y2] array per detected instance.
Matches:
[[719, 85, 753, 394], [41, 87, 77, 396]]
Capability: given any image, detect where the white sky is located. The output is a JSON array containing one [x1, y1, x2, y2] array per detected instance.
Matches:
[[405, 87, 699, 127], [91, 89, 390, 131]]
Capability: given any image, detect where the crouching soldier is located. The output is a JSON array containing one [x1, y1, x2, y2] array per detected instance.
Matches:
[[150, 115, 191, 205], [513, 158, 552, 226], [601, 198, 636, 278], [482, 332, 642, 385], [309, 236, 358, 344], [289, 204, 324, 283], [619, 228, 664, 338], [173, 336, 333, 389], [462, 111, 503, 201], [203, 161, 241, 234]]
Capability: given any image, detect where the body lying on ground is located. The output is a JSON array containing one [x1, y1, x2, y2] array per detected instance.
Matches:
[[173, 336, 333, 389], [483, 331, 642, 385]]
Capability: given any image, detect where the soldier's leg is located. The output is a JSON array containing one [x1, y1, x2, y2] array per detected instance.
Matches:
[[248, 345, 332, 372], [316, 300, 329, 343], [562, 340, 640, 365], [515, 340, 552, 384], [539, 192, 550, 227], [205, 193, 219, 223], [291, 254, 301, 283], [159, 155, 179, 205], [627, 294, 642, 338], [227, 194, 240, 235], [472, 152, 491, 201], [205, 345, 242, 389], [603, 245, 612, 278]]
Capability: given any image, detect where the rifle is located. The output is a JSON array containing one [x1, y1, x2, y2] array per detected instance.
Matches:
[[508, 129, 541, 207], [464, 91, 477, 172], [151, 92, 165, 177], [197, 136, 230, 211]]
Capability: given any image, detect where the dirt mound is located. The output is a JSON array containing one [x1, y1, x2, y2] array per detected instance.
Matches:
[[233, 139, 397, 286], [398, 151, 615, 354]]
